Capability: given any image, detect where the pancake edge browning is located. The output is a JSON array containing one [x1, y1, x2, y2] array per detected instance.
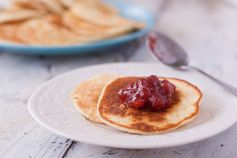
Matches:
[[97, 77, 203, 135], [70, 74, 119, 123], [71, 94, 101, 123]]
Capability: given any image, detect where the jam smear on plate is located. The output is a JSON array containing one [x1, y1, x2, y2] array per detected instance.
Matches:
[[118, 75, 176, 111]]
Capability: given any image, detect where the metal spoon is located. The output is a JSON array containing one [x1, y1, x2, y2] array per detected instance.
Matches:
[[147, 32, 237, 97]]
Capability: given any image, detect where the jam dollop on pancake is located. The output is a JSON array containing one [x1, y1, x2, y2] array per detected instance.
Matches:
[[118, 75, 176, 110], [97, 76, 202, 134]]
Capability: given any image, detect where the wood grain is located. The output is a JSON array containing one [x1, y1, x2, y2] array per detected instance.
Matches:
[[1, 123, 74, 158]]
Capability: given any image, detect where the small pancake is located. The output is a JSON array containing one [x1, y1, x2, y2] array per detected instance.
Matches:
[[16, 15, 87, 45], [75, 0, 117, 14], [63, 12, 143, 41], [12, 0, 65, 14], [62, 12, 105, 36], [40, 0, 65, 14], [58, 0, 75, 8], [71, 74, 118, 123], [70, 2, 142, 27], [11, 0, 49, 13], [97, 77, 202, 134], [59, 0, 117, 14], [0, 9, 43, 24], [0, 22, 23, 43]]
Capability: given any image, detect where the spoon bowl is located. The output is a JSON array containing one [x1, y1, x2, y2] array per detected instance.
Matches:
[[147, 32, 188, 67], [147, 32, 237, 97]]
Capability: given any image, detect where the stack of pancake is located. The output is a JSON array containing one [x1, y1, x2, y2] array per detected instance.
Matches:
[[0, 0, 143, 45], [71, 74, 202, 134]]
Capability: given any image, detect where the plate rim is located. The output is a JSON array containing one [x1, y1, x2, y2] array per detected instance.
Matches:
[[28, 62, 237, 149]]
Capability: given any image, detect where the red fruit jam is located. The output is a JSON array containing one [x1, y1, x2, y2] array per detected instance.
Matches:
[[118, 75, 176, 111]]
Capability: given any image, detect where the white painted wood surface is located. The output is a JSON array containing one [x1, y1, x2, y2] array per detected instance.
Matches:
[[0, 0, 237, 157]]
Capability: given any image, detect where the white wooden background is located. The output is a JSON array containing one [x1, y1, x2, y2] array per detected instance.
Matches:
[[1, 0, 237, 157]]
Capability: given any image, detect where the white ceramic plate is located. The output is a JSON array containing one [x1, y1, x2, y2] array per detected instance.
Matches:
[[28, 63, 237, 149]]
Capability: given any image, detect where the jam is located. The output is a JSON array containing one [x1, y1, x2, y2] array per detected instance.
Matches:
[[118, 75, 176, 111]]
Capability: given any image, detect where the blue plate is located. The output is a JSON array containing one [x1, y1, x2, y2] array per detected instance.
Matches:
[[0, 0, 155, 55]]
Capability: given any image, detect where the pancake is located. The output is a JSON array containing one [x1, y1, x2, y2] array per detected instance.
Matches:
[[97, 77, 202, 134], [16, 15, 87, 45], [62, 12, 143, 41], [11, 0, 49, 13], [1, 0, 144, 45], [70, 2, 142, 27], [59, 0, 117, 14], [71, 74, 118, 123], [0, 9, 43, 24], [0, 22, 23, 43], [58, 0, 75, 8], [40, 0, 65, 14]]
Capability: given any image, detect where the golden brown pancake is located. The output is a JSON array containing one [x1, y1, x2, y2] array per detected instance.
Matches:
[[40, 0, 65, 14], [62, 12, 143, 41], [11, 0, 65, 14], [1, 0, 144, 45], [59, 0, 117, 14], [0, 22, 23, 43], [11, 0, 49, 13], [71, 74, 118, 123], [70, 2, 143, 27], [0, 9, 44, 24], [16, 15, 87, 45], [97, 77, 202, 134]]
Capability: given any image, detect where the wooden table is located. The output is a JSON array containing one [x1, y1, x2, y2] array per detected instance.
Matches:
[[1, 0, 237, 157]]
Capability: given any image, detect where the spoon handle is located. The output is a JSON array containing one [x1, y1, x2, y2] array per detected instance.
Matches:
[[183, 65, 237, 97]]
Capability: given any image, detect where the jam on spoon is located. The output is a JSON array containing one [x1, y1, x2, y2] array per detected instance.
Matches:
[[118, 75, 176, 111]]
